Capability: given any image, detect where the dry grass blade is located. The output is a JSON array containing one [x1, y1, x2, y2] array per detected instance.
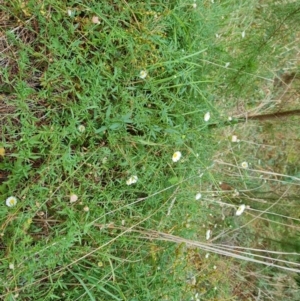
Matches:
[[124, 227, 300, 273]]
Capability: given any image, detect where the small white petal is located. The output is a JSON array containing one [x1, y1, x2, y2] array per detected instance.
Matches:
[[139, 70, 148, 79], [126, 175, 138, 185], [78, 125, 86, 133], [131, 176, 138, 183], [206, 229, 211, 240], [231, 135, 238, 142], [242, 31, 245, 38], [195, 193, 202, 200], [241, 161, 248, 169], [192, 3, 197, 8], [9, 263, 14, 270], [70, 193, 78, 203], [204, 112, 210, 122], [225, 62, 230, 68], [236, 204, 246, 216], [92, 16, 100, 24], [172, 151, 182, 162]]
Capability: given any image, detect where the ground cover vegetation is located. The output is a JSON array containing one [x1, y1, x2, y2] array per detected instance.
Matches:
[[1, 0, 300, 300]]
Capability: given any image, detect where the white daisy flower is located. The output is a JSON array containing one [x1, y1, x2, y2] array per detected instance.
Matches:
[[206, 229, 211, 240], [139, 70, 148, 79], [195, 193, 202, 200], [126, 175, 138, 185], [83, 206, 89, 212], [6, 196, 17, 207], [70, 193, 78, 204], [241, 161, 248, 169], [92, 16, 100, 24], [78, 125, 86, 133], [236, 204, 246, 216], [231, 135, 238, 142], [204, 112, 210, 122], [172, 151, 182, 162]]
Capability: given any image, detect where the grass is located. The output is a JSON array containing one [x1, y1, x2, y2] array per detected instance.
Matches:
[[1, 0, 300, 300]]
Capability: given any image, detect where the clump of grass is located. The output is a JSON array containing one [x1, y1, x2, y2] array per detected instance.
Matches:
[[0, 1, 216, 300]]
